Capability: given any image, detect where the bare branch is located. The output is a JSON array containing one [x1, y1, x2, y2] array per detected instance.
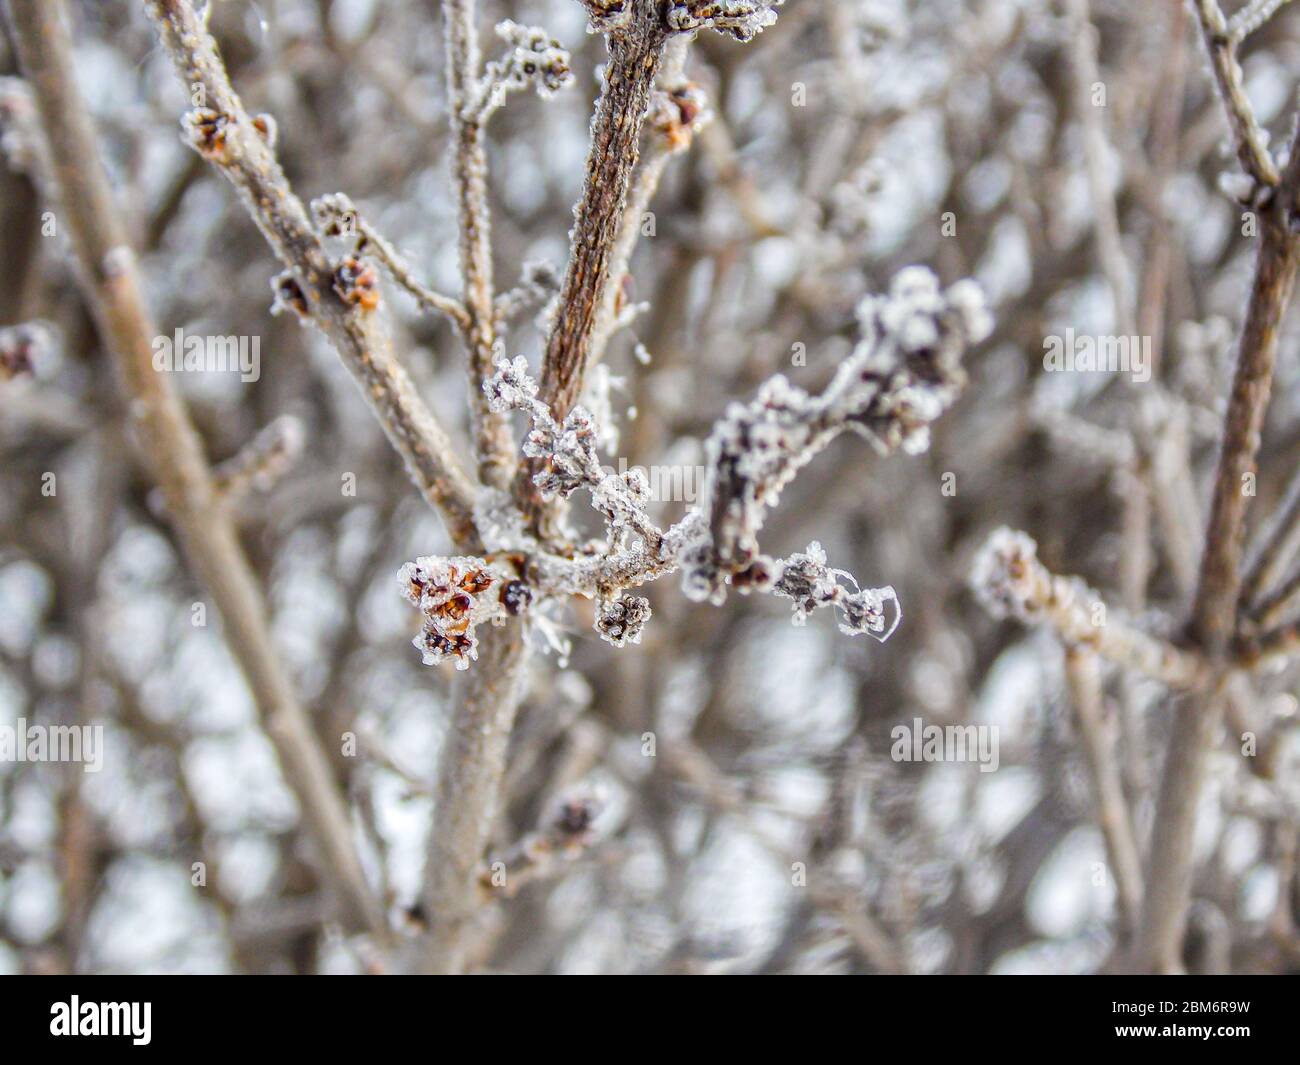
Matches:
[[311, 193, 470, 331], [1191, 0, 1280, 188], [971, 528, 1208, 690], [1063, 647, 1144, 937], [441, 0, 518, 490], [144, 0, 480, 547], [7, 0, 384, 937], [1135, 111, 1300, 975]]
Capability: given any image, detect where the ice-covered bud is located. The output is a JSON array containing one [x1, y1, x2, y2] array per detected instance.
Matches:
[[836, 585, 900, 641], [312, 192, 360, 239], [771, 541, 836, 626], [333, 256, 380, 311], [595, 593, 652, 647], [489, 21, 574, 100], [969, 527, 1051, 623], [270, 270, 311, 321], [182, 108, 234, 162], [483, 355, 539, 413], [666, 0, 783, 41], [251, 113, 277, 149], [770, 542, 901, 641], [400, 556, 509, 669], [529, 406, 599, 500], [648, 82, 711, 151], [0, 321, 56, 381]]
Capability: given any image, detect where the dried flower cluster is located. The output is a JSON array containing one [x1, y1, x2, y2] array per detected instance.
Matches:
[[680, 267, 991, 605], [398, 267, 988, 666], [399, 556, 515, 670], [665, 1, 784, 42], [479, 21, 574, 118]]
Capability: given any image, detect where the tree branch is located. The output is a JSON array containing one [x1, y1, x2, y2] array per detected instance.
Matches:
[[1134, 115, 1300, 973], [515, 1, 671, 530], [145, 0, 480, 547], [7, 0, 384, 937]]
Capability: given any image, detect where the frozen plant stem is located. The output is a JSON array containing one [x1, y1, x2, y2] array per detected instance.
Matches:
[[1135, 123, 1300, 973], [1064, 647, 1143, 939], [441, 0, 516, 490], [1191, 0, 1280, 188], [971, 529, 1206, 690], [517, 1, 671, 531], [145, 0, 479, 547], [420, 622, 529, 974], [7, 0, 384, 937]]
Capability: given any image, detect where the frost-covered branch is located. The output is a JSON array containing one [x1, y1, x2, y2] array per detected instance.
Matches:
[[1135, 105, 1300, 974], [441, 0, 548, 490], [144, 0, 480, 546], [1192, 0, 1280, 189], [970, 528, 1207, 690], [518, 0, 783, 529], [681, 268, 989, 604], [404, 267, 983, 661], [588, 38, 708, 367], [311, 193, 470, 331]]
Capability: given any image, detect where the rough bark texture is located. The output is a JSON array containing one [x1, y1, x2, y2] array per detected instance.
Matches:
[[516, 4, 669, 529]]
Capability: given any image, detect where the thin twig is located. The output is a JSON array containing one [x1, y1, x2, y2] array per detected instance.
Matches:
[[1240, 461, 1300, 613], [441, 0, 516, 490], [1064, 647, 1143, 937], [1191, 0, 1280, 188], [971, 529, 1208, 690]]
